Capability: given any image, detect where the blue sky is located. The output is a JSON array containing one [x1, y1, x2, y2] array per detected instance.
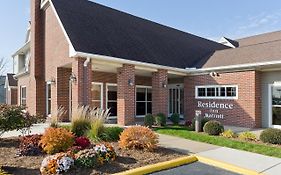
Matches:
[[1, 0, 281, 73]]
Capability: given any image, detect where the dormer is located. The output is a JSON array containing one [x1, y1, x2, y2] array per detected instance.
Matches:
[[41, 0, 50, 10], [218, 37, 239, 48]]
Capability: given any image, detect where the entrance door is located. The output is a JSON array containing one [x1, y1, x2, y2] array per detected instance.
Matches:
[[269, 84, 281, 128], [168, 84, 184, 117]]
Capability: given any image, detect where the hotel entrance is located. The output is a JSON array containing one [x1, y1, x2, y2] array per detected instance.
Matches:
[[168, 84, 184, 117], [269, 84, 281, 128]]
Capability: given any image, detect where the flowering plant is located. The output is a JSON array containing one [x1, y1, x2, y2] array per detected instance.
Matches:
[[40, 152, 74, 175], [75, 136, 91, 149], [75, 143, 116, 167]]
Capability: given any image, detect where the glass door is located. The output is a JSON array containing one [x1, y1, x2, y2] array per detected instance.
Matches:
[[169, 84, 184, 117], [270, 84, 281, 128]]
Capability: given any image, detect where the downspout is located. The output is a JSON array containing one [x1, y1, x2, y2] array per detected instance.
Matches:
[[83, 57, 91, 106]]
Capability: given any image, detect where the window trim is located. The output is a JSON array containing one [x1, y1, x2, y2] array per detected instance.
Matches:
[[106, 83, 117, 119], [91, 82, 103, 109], [20, 86, 27, 106], [135, 85, 152, 118], [195, 85, 238, 100], [46, 82, 52, 116]]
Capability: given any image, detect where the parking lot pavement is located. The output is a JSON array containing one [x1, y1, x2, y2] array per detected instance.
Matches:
[[149, 162, 241, 175]]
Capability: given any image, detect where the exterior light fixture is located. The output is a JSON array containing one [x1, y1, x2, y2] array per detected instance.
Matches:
[[162, 82, 167, 88], [69, 73, 77, 83], [49, 77, 56, 85], [210, 72, 219, 77], [128, 79, 134, 86]]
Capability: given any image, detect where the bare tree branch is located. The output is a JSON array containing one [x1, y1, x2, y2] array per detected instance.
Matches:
[[0, 57, 7, 76]]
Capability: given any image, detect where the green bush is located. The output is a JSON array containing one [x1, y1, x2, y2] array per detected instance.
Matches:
[[155, 113, 166, 126], [0, 105, 44, 136], [191, 118, 210, 131], [170, 113, 180, 125], [87, 119, 105, 142], [260, 128, 281, 144], [203, 120, 224, 135], [221, 129, 237, 138], [238, 131, 257, 141], [144, 114, 154, 128], [99, 127, 124, 142]]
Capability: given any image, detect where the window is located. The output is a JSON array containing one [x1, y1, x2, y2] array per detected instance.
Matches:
[[46, 83, 51, 115], [136, 86, 152, 116], [91, 83, 103, 108], [196, 85, 238, 99], [20, 86, 27, 106], [106, 84, 117, 118]]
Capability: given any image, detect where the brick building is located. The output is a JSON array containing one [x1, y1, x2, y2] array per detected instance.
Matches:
[[11, 0, 281, 128]]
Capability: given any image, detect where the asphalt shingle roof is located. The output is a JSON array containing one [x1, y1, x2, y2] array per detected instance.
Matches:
[[52, 0, 228, 69]]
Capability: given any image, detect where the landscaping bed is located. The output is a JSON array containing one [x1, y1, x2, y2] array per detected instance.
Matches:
[[0, 137, 183, 175]]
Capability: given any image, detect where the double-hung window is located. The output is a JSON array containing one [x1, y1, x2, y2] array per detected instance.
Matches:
[[196, 85, 238, 99], [136, 86, 152, 116], [20, 86, 27, 106], [106, 84, 117, 118], [91, 82, 103, 109]]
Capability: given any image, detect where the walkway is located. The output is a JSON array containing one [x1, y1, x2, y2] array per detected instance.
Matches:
[[158, 134, 281, 175]]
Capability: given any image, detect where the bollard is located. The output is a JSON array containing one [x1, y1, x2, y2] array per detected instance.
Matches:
[[195, 110, 202, 132]]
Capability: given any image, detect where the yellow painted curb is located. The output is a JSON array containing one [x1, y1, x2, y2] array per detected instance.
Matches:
[[112, 155, 198, 175], [196, 155, 263, 175]]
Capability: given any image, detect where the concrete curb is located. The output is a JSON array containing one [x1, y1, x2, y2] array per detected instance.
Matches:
[[196, 155, 263, 175], [112, 155, 197, 175]]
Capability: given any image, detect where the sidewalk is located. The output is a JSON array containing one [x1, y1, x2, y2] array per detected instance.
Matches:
[[158, 134, 281, 175]]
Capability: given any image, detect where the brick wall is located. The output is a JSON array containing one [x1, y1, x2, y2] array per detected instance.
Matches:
[[152, 69, 169, 116], [117, 64, 136, 125], [6, 88, 17, 105], [184, 70, 261, 128]]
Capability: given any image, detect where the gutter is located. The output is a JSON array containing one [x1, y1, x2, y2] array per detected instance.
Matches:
[[71, 51, 281, 76]]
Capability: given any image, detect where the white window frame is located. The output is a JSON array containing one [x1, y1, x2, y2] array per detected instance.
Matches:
[[20, 86, 27, 106], [195, 85, 238, 100], [91, 82, 103, 109], [136, 85, 152, 118], [268, 83, 281, 128], [106, 83, 117, 119], [46, 82, 52, 116]]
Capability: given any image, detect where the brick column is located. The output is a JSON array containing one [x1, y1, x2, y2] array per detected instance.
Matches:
[[152, 69, 168, 116], [117, 64, 135, 126], [71, 58, 92, 112]]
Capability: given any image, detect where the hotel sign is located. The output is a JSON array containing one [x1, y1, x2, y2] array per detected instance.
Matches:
[[197, 101, 234, 119]]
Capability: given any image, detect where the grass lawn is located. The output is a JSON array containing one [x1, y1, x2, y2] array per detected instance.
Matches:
[[155, 126, 281, 158]]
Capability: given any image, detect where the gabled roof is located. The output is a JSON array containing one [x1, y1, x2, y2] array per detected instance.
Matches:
[[51, 0, 229, 69], [223, 37, 239, 48], [6, 74, 17, 87], [195, 31, 281, 68]]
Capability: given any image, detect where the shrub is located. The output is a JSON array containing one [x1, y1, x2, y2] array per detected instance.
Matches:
[[40, 152, 74, 175], [0, 105, 44, 136], [260, 128, 281, 144], [170, 113, 180, 125], [220, 129, 237, 138], [39, 128, 75, 154], [144, 114, 154, 128], [17, 134, 42, 156], [155, 113, 166, 126], [203, 120, 224, 135], [119, 126, 158, 150], [238, 131, 257, 141], [191, 118, 210, 131], [75, 143, 116, 167], [99, 127, 124, 142], [75, 136, 91, 149]]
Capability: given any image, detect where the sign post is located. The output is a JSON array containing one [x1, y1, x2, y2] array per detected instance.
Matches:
[[195, 110, 202, 132]]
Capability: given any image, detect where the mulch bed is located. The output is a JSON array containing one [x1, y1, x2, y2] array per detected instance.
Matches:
[[0, 137, 185, 175]]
